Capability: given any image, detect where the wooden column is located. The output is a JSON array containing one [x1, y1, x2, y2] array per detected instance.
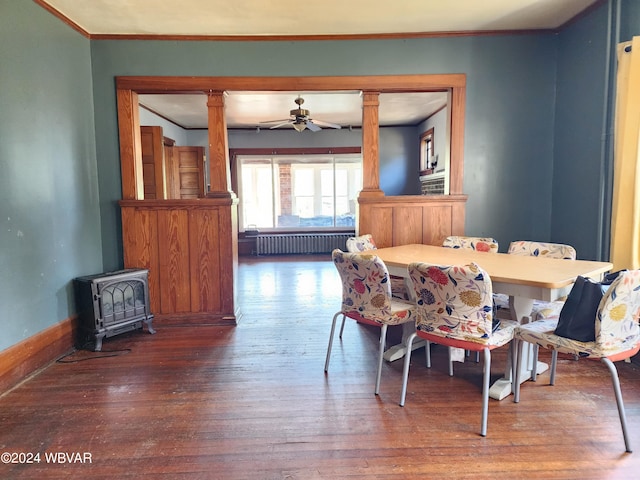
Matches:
[[359, 91, 384, 198], [206, 91, 234, 199], [117, 89, 144, 200], [448, 86, 466, 195], [204, 91, 238, 324]]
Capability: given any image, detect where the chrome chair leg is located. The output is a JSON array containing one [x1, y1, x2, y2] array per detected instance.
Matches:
[[399, 332, 418, 407], [481, 348, 491, 437], [425, 340, 431, 368], [530, 344, 538, 381], [324, 312, 342, 372], [448, 347, 454, 376], [513, 339, 524, 403], [550, 349, 558, 385], [338, 315, 347, 339], [374, 324, 388, 396], [464, 349, 480, 362], [510, 341, 518, 395], [602, 357, 632, 453]]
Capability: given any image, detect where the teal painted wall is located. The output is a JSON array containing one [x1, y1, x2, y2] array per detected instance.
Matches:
[[620, 0, 640, 42], [91, 33, 557, 267], [0, 1, 102, 351], [552, 3, 611, 261], [552, 0, 640, 261]]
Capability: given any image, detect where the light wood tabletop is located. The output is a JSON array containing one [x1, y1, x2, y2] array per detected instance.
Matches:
[[372, 244, 612, 290]]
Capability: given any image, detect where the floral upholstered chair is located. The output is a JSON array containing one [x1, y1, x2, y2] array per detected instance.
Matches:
[[400, 262, 518, 437], [346, 233, 377, 253], [494, 241, 578, 321], [442, 236, 499, 253], [326, 249, 415, 395], [346, 234, 409, 300], [507, 240, 577, 260], [442, 235, 499, 363], [513, 269, 640, 453]]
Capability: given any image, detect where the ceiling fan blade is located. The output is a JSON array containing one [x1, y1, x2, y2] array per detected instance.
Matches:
[[306, 121, 322, 132], [269, 121, 294, 129], [260, 118, 293, 124], [309, 119, 342, 129]]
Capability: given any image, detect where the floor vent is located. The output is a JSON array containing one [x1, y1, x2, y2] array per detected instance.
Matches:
[[256, 233, 353, 255]]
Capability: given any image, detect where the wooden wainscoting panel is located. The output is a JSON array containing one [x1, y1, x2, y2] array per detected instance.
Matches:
[[157, 209, 191, 313], [423, 205, 453, 246], [452, 201, 466, 235], [121, 207, 161, 314], [358, 195, 468, 248], [217, 205, 238, 316], [392, 206, 424, 245], [189, 208, 221, 312], [120, 199, 239, 325], [360, 205, 393, 248]]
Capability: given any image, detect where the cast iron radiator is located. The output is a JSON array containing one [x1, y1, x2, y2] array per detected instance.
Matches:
[[256, 233, 353, 255]]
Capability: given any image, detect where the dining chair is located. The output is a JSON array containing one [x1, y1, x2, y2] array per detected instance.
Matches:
[[326, 249, 416, 395], [494, 241, 578, 321], [513, 269, 640, 453], [442, 235, 499, 253], [345, 233, 377, 252], [400, 261, 518, 436], [442, 235, 499, 364], [507, 240, 577, 260], [346, 233, 409, 300]]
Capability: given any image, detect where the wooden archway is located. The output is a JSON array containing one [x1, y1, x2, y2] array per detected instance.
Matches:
[[116, 74, 467, 325]]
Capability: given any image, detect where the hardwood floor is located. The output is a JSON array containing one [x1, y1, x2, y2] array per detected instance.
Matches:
[[2, 254, 640, 479]]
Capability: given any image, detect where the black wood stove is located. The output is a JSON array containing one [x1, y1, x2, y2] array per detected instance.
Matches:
[[74, 268, 155, 351]]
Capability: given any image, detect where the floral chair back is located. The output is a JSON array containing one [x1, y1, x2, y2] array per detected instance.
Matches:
[[442, 236, 499, 253], [507, 241, 577, 260], [332, 249, 411, 325], [346, 234, 377, 253], [408, 262, 497, 344], [596, 270, 640, 350]]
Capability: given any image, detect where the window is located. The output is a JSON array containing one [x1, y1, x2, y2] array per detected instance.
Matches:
[[237, 154, 362, 231], [419, 128, 435, 175]]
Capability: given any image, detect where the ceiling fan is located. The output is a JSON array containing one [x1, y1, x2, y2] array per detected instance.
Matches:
[[261, 96, 342, 132]]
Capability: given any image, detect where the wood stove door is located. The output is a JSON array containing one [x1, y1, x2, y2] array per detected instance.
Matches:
[[96, 277, 149, 328]]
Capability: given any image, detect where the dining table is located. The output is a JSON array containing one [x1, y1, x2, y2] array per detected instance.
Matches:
[[370, 244, 613, 400]]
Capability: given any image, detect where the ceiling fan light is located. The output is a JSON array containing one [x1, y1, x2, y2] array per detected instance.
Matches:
[[292, 121, 306, 132]]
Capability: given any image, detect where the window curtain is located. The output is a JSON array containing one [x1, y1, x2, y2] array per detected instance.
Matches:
[[610, 36, 640, 270]]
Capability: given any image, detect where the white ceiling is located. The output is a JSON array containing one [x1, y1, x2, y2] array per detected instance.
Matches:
[[41, 0, 600, 37], [139, 91, 449, 130], [38, 0, 600, 130]]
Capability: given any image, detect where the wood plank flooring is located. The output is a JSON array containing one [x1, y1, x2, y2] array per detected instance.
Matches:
[[2, 255, 640, 479]]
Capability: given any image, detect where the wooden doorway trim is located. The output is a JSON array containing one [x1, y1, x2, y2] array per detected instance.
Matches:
[[115, 74, 466, 200]]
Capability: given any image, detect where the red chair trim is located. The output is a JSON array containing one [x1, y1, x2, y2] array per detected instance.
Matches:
[[604, 345, 640, 363], [417, 330, 499, 352], [345, 311, 381, 327]]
